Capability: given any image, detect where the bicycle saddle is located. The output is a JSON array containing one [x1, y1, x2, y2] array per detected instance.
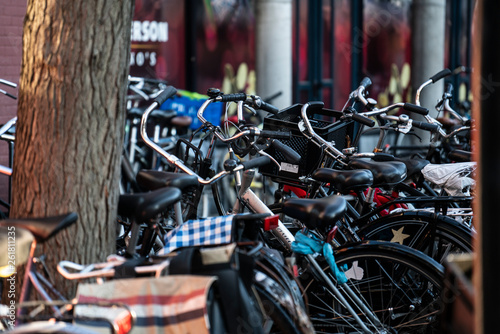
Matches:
[[311, 168, 373, 194], [170, 115, 192, 128], [136, 170, 199, 192], [118, 187, 182, 222], [283, 196, 346, 230], [0, 212, 78, 243], [393, 157, 430, 179], [448, 149, 471, 162], [348, 159, 407, 188]]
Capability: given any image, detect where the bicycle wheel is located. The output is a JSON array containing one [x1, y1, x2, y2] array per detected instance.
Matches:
[[254, 284, 310, 334], [302, 241, 444, 333], [251, 245, 314, 334], [357, 210, 473, 264]]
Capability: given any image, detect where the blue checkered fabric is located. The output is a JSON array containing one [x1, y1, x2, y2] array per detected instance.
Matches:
[[159, 215, 235, 255]]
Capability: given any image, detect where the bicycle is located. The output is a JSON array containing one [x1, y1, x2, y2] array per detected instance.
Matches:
[[121, 76, 192, 194], [0, 213, 135, 333], [139, 87, 447, 333], [0, 79, 17, 217], [248, 89, 473, 268], [347, 73, 475, 228]]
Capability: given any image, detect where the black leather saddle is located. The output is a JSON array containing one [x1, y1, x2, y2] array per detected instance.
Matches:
[[0, 212, 78, 243], [283, 196, 346, 230], [136, 170, 199, 192], [311, 168, 373, 194], [348, 159, 407, 188], [118, 187, 182, 222]]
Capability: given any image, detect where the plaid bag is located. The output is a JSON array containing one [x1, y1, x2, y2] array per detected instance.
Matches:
[[76, 275, 217, 334]]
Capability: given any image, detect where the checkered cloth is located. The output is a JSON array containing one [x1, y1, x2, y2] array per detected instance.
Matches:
[[159, 215, 235, 255]]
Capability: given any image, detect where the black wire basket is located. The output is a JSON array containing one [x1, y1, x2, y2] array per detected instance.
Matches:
[[259, 104, 354, 183]]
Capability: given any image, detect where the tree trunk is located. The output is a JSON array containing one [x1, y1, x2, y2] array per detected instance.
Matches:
[[10, 0, 134, 298]]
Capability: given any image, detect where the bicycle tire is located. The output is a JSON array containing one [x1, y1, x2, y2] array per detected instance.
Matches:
[[249, 245, 314, 333], [302, 240, 444, 333], [357, 210, 473, 264], [254, 285, 307, 334]]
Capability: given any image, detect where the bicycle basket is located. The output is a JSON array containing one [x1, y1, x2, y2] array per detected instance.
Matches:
[[259, 104, 354, 182]]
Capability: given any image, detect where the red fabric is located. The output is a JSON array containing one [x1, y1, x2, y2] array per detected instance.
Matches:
[[368, 188, 408, 216], [283, 185, 307, 198]]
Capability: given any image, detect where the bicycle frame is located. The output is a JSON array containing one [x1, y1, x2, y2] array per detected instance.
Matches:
[[17, 239, 68, 320]]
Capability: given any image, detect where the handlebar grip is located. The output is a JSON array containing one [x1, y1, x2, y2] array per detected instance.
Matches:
[[372, 153, 395, 161], [241, 156, 271, 170], [403, 103, 429, 115], [412, 121, 440, 132], [154, 86, 178, 105], [307, 101, 325, 110], [258, 100, 280, 115], [445, 83, 454, 95], [359, 77, 372, 89], [351, 113, 375, 127], [4, 92, 16, 100], [220, 93, 247, 102], [270, 140, 301, 164], [429, 69, 452, 83], [260, 130, 291, 140]]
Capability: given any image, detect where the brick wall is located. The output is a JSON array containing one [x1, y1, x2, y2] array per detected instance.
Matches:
[[0, 1, 27, 212]]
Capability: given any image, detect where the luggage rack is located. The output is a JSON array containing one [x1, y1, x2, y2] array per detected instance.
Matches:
[[57, 254, 174, 280]]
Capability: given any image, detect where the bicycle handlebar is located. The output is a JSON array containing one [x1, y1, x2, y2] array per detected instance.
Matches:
[[377, 113, 440, 133], [299, 102, 346, 159], [353, 77, 372, 107], [415, 68, 452, 107], [154, 86, 178, 105], [351, 113, 376, 127], [141, 88, 277, 185], [0, 79, 16, 89], [360, 102, 428, 118], [239, 156, 271, 171], [0, 79, 17, 100], [411, 120, 441, 132], [403, 103, 429, 115], [253, 98, 280, 115], [218, 92, 247, 102], [430, 68, 452, 83], [444, 82, 453, 95], [212, 92, 280, 115], [260, 130, 291, 140], [358, 77, 372, 90]]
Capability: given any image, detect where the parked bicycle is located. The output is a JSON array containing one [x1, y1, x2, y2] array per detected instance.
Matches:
[[0, 213, 135, 333], [136, 86, 447, 333]]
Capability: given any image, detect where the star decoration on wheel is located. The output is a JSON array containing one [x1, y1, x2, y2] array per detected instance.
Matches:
[[390, 227, 410, 245]]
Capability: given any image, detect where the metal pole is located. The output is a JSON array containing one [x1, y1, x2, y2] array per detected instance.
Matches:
[[256, 0, 293, 109], [472, 1, 500, 333], [350, 0, 363, 92], [411, 0, 446, 143]]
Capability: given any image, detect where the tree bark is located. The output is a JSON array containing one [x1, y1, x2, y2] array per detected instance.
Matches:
[[10, 0, 134, 298]]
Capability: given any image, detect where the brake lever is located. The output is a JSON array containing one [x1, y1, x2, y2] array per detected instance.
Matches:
[[398, 120, 412, 134], [244, 104, 257, 115]]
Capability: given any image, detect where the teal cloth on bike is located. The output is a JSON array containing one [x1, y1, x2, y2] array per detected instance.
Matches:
[[291, 230, 348, 284]]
